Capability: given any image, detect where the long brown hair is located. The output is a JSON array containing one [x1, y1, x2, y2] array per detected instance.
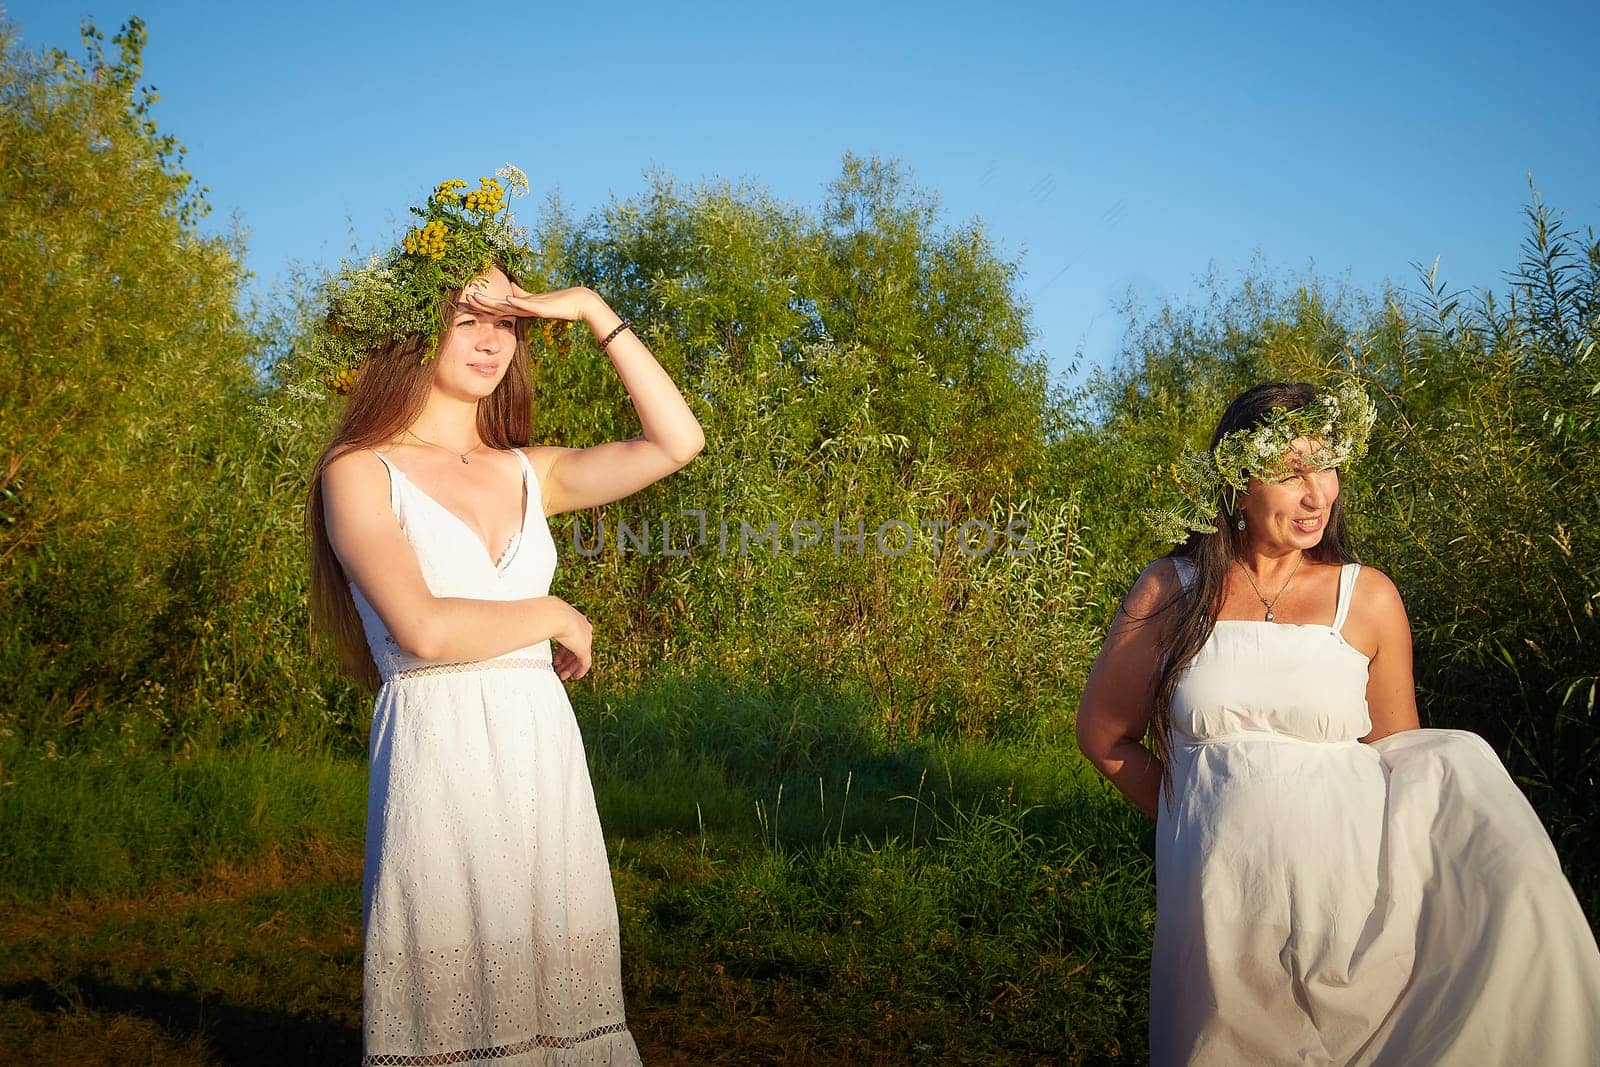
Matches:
[[305, 265, 535, 689], [1145, 382, 1358, 796]]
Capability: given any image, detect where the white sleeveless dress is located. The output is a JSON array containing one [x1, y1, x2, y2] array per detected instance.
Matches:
[[1153, 558, 1600, 1065], [349, 448, 641, 1066]]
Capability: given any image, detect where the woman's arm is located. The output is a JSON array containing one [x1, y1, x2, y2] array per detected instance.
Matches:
[[321, 449, 594, 677], [1075, 561, 1184, 819], [1350, 567, 1422, 742], [467, 285, 705, 518]]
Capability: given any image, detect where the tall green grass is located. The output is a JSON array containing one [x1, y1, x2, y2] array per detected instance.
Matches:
[[0, 745, 364, 899], [619, 795, 1152, 1061]]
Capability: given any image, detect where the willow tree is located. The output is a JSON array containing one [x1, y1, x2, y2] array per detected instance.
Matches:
[[0, 18, 264, 749]]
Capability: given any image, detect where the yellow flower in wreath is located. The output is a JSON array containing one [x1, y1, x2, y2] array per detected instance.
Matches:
[[327, 366, 358, 395], [402, 220, 450, 261]]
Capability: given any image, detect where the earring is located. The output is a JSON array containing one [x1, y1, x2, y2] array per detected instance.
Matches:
[[1236, 515, 1246, 531]]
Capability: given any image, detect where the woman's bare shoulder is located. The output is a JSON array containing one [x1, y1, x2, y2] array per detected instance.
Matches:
[[1131, 556, 1190, 599], [1351, 563, 1407, 616], [519, 444, 576, 513], [1118, 556, 1191, 622], [1342, 563, 1412, 660], [518, 445, 560, 484], [321, 447, 391, 501]]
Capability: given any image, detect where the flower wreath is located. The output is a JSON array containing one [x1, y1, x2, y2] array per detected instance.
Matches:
[[269, 163, 560, 422], [1142, 379, 1378, 544]]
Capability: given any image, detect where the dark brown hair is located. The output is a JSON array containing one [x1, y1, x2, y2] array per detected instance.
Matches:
[[304, 265, 534, 689], [1145, 382, 1358, 795]]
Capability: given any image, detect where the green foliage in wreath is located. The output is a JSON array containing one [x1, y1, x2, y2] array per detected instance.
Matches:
[[1143, 378, 1378, 543]]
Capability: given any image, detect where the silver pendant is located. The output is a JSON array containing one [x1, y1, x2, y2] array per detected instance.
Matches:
[[1265, 609, 1275, 622]]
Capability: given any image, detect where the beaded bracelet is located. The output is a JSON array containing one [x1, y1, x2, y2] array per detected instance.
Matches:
[[598, 319, 633, 352]]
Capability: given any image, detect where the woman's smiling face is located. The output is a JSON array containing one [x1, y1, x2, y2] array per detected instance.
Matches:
[[1237, 436, 1341, 550], [429, 266, 520, 401]]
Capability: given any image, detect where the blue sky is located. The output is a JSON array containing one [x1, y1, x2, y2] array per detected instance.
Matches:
[[6, 0, 1597, 383]]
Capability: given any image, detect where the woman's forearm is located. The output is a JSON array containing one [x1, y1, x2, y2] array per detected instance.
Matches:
[[580, 291, 705, 463], [1089, 740, 1164, 820], [397, 595, 574, 663]]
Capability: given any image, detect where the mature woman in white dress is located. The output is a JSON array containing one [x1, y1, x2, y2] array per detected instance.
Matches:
[[1076, 381, 1600, 1064], [301, 171, 702, 1064]]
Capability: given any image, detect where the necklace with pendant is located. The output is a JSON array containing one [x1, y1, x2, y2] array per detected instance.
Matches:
[[1237, 553, 1304, 622], [407, 429, 482, 465]]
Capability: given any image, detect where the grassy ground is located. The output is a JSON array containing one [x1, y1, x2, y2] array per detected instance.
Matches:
[[0, 680, 1155, 1063]]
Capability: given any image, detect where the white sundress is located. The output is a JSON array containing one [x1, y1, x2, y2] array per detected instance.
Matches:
[[349, 447, 641, 1065], [1152, 557, 1600, 1064]]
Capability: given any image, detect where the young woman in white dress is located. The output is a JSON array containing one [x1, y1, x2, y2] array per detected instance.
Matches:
[[306, 201, 702, 1060], [1076, 381, 1600, 1064]]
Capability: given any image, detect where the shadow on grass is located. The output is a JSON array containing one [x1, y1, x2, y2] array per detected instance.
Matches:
[[576, 667, 1150, 863], [1, 975, 358, 1064]]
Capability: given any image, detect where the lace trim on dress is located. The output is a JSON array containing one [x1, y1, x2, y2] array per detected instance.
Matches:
[[362, 1022, 632, 1065], [390, 657, 555, 681]]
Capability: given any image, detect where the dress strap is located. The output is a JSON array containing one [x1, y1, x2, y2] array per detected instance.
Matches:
[[1170, 555, 1198, 594], [511, 447, 541, 506], [1332, 562, 1362, 633], [370, 449, 403, 519], [510, 446, 533, 483]]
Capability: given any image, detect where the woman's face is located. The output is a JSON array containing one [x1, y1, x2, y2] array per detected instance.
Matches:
[[1237, 436, 1340, 551], [429, 266, 520, 401]]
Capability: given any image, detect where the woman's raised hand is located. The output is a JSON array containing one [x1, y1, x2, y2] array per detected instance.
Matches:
[[464, 280, 596, 323]]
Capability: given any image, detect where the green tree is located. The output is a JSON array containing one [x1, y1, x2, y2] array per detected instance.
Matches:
[[501, 154, 1096, 741], [0, 17, 284, 750]]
